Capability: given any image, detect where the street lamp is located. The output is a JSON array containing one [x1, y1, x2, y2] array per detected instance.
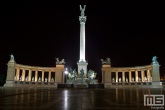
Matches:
[[64, 68, 68, 83]]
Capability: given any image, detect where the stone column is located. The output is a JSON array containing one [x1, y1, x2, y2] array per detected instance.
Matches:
[[129, 71, 132, 82], [135, 71, 138, 82], [48, 71, 51, 82], [4, 59, 15, 87], [122, 71, 125, 82], [141, 70, 144, 82], [42, 71, 44, 82], [147, 70, 150, 82], [77, 6, 88, 77], [116, 71, 118, 82], [35, 70, 38, 82], [28, 70, 31, 82], [22, 69, 25, 81], [16, 68, 20, 81]]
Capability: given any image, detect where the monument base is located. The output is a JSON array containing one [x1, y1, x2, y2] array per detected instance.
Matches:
[[150, 82, 162, 88], [104, 83, 112, 88], [74, 84, 88, 88], [66, 78, 98, 85], [4, 80, 15, 87], [77, 61, 88, 77]]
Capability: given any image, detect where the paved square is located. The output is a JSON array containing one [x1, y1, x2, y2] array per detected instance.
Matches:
[[0, 87, 164, 110]]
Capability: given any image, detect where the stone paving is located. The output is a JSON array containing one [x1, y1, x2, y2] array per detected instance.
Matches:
[[0, 87, 164, 110]]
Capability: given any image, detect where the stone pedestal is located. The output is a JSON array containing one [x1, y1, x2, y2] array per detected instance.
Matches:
[[77, 61, 88, 77], [4, 60, 15, 87], [151, 62, 161, 86]]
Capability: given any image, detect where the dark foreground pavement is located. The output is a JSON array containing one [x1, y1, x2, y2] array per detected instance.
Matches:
[[0, 87, 164, 110]]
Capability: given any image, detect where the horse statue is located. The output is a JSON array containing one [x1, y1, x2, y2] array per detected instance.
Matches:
[[56, 58, 65, 65], [68, 69, 77, 79], [87, 69, 96, 79], [101, 57, 111, 64]]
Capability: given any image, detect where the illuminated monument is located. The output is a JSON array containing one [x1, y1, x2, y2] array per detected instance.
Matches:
[[3, 5, 161, 88], [77, 5, 88, 77]]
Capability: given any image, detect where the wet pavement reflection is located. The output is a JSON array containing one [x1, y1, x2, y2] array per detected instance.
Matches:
[[0, 87, 164, 110]]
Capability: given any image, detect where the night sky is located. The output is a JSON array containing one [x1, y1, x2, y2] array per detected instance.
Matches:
[[0, 1, 165, 81]]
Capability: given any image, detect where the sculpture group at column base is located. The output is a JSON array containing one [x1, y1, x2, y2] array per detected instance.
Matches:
[[4, 80, 15, 87], [66, 78, 98, 85]]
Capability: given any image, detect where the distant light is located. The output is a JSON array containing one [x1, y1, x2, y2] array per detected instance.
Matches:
[[65, 68, 68, 74]]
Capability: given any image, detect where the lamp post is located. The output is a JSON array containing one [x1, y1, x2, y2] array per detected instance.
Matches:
[[64, 68, 68, 84]]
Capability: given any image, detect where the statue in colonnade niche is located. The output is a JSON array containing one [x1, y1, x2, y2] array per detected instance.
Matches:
[[119, 78, 121, 82], [144, 76, 147, 82], [51, 77, 54, 82], [38, 77, 41, 82], [132, 77, 134, 82], [126, 77, 128, 82], [45, 77, 48, 82], [112, 77, 115, 82], [19, 76, 22, 81], [32, 77, 34, 82], [25, 76, 28, 81]]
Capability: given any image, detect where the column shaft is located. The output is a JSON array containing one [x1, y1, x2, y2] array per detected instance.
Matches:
[[22, 69, 25, 81], [35, 71, 38, 82], [48, 71, 51, 82], [147, 70, 151, 82], [116, 71, 118, 82], [141, 71, 144, 82], [129, 71, 132, 82], [135, 71, 138, 82], [122, 71, 125, 82], [42, 71, 44, 82], [28, 70, 31, 81], [16, 68, 20, 81]]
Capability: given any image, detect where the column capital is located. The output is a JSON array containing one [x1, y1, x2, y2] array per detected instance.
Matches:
[[79, 16, 86, 23]]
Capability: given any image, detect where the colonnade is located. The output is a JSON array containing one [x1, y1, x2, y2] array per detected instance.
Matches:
[[111, 69, 152, 83], [13, 64, 65, 83], [102, 65, 153, 83], [15, 68, 56, 82]]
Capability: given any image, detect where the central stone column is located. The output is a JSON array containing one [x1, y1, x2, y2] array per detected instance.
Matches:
[[77, 5, 88, 77]]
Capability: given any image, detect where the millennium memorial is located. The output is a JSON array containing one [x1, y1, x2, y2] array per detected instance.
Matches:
[[4, 5, 162, 88]]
